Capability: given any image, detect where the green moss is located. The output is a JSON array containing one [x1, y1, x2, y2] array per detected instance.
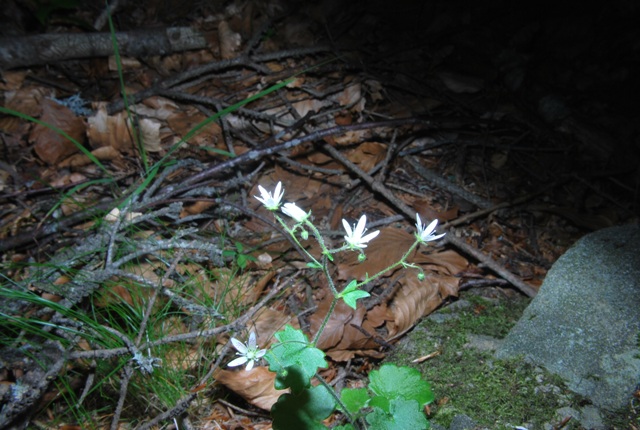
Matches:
[[385, 292, 586, 430]]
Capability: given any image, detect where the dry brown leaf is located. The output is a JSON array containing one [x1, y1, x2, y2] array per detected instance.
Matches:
[[309, 296, 354, 351], [345, 142, 386, 173], [387, 272, 458, 339], [412, 200, 459, 222], [180, 201, 215, 217], [332, 306, 378, 351], [0, 86, 48, 133], [413, 250, 468, 275], [249, 306, 300, 347], [31, 98, 85, 165], [366, 303, 393, 328], [138, 117, 162, 152], [87, 104, 134, 153], [0, 71, 28, 91], [334, 82, 364, 112], [166, 108, 222, 147], [338, 227, 416, 281], [214, 367, 288, 411], [59, 145, 121, 168]]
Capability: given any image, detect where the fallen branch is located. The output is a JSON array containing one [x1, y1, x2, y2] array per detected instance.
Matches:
[[0, 27, 209, 69]]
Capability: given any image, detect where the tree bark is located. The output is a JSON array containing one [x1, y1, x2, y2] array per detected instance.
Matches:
[[0, 27, 210, 69]]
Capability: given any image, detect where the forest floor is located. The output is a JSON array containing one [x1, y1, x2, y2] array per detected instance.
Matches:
[[0, 0, 638, 428]]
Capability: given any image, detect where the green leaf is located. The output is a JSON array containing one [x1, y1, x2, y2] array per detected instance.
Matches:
[[340, 387, 370, 414], [366, 398, 429, 430], [306, 261, 323, 269], [265, 325, 327, 392], [341, 290, 370, 310], [369, 395, 390, 412], [273, 365, 309, 394], [237, 254, 248, 269], [341, 279, 358, 294], [369, 364, 434, 407], [271, 384, 337, 430]]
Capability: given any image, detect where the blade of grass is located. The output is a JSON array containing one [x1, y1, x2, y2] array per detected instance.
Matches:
[[106, 1, 147, 172]]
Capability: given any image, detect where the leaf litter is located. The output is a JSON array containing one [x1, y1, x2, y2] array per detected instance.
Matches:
[[0, 0, 638, 428]]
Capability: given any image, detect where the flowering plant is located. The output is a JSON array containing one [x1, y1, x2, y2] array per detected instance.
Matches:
[[226, 182, 443, 429]]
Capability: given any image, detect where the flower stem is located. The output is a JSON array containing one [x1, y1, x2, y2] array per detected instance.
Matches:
[[312, 296, 337, 346]]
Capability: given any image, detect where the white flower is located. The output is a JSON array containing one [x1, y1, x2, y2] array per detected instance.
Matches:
[[228, 331, 266, 371], [281, 202, 310, 222], [255, 182, 284, 210], [415, 213, 446, 243], [342, 215, 380, 249]]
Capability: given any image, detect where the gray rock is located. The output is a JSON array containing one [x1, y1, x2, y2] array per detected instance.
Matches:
[[554, 405, 605, 430], [449, 414, 477, 430], [496, 225, 640, 411]]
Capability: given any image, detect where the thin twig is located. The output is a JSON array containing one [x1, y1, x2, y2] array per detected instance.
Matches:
[[321, 142, 538, 297]]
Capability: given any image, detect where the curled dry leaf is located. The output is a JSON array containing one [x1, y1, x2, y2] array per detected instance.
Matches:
[[87, 104, 134, 153], [309, 296, 354, 351], [214, 366, 288, 411], [413, 249, 469, 275], [59, 145, 121, 168], [31, 98, 85, 165], [387, 272, 460, 340], [87, 104, 162, 153], [0, 86, 48, 133]]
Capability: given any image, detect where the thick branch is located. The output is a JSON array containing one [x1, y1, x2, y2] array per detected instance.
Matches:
[[0, 27, 209, 69]]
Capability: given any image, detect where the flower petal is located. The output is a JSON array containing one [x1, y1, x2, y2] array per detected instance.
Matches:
[[248, 331, 257, 349], [245, 359, 255, 371], [361, 230, 380, 243], [342, 219, 353, 236], [282, 202, 309, 222], [228, 356, 248, 367], [354, 215, 367, 237], [230, 337, 248, 354]]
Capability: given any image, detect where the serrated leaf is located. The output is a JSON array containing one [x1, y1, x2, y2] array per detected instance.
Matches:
[[266, 325, 327, 392], [340, 387, 370, 414], [342, 289, 370, 309], [273, 364, 307, 394], [271, 384, 337, 430], [366, 398, 429, 430], [369, 364, 434, 407], [369, 394, 390, 412]]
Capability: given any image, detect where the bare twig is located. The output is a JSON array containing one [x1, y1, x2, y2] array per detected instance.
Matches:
[[321, 142, 538, 298]]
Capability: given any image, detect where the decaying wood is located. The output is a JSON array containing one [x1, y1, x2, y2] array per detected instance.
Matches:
[[0, 27, 210, 69]]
